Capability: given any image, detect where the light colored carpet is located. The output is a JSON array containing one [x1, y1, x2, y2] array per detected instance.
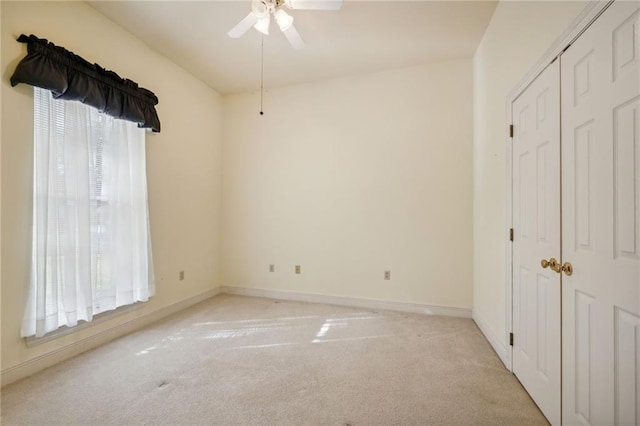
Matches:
[[1, 294, 547, 425]]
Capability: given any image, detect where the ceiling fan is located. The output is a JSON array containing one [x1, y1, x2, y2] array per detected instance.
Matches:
[[227, 0, 343, 49]]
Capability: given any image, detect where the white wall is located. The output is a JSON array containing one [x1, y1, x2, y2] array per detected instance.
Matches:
[[1, 1, 223, 382], [473, 1, 587, 359], [222, 59, 473, 311]]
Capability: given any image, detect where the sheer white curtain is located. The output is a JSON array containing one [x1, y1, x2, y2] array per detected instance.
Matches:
[[22, 87, 155, 338]]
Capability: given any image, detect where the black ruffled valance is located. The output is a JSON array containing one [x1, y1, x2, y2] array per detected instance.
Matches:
[[10, 34, 161, 132]]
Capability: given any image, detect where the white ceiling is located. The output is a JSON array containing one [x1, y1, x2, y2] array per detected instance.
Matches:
[[87, 1, 497, 95]]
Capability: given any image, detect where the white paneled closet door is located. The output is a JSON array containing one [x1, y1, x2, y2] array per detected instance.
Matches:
[[512, 59, 562, 426], [561, 1, 640, 424]]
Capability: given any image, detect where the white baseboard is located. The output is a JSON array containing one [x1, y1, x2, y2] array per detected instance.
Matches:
[[1, 287, 221, 387], [472, 310, 511, 370], [221, 286, 472, 318]]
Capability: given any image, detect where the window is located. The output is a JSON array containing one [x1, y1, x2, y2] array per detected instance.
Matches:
[[22, 88, 155, 338]]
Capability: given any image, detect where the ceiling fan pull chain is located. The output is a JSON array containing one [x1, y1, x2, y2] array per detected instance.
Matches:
[[260, 35, 264, 116]]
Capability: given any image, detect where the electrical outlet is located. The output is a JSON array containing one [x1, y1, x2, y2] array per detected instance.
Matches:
[[269, 264, 275, 272], [384, 270, 391, 280], [179, 270, 185, 281], [295, 265, 301, 274]]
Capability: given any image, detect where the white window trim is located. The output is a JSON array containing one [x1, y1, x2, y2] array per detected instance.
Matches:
[[25, 302, 145, 347]]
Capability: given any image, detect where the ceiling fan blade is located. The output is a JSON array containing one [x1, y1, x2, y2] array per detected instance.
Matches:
[[228, 12, 258, 38], [285, 0, 342, 11], [283, 24, 305, 49]]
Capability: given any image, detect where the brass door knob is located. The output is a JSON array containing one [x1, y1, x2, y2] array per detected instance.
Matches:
[[562, 262, 573, 276], [541, 258, 561, 273]]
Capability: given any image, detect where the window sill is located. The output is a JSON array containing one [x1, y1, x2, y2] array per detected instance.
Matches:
[[25, 302, 146, 347]]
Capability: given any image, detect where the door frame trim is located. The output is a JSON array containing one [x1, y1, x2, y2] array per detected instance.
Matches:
[[504, 0, 613, 373]]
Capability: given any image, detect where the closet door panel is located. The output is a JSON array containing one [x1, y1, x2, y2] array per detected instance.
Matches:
[[561, 1, 640, 424], [512, 59, 562, 426]]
